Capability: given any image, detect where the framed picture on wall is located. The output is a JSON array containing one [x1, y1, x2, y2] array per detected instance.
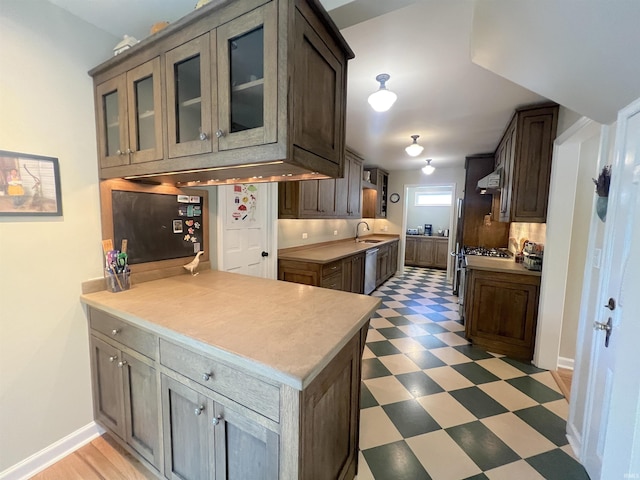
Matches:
[[0, 150, 62, 216]]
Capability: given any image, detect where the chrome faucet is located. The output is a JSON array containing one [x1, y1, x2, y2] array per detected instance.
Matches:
[[356, 221, 370, 242]]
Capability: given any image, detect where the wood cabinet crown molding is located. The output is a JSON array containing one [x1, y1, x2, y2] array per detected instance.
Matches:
[[90, 0, 353, 186]]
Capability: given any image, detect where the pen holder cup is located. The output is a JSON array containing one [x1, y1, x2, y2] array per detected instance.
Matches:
[[106, 270, 130, 293]]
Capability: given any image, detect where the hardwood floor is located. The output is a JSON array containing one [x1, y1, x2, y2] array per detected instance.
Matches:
[[30, 434, 156, 480], [552, 367, 574, 401]]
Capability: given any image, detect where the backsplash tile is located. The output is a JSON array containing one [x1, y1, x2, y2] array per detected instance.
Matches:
[[508, 223, 546, 253]]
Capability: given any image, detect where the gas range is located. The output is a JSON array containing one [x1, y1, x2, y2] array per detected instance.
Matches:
[[464, 246, 510, 258]]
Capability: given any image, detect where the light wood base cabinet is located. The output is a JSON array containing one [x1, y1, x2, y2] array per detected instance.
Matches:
[[404, 236, 448, 269], [87, 306, 368, 479]]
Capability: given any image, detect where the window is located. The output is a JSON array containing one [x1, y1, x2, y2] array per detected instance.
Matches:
[[414, 191, 452, 206]]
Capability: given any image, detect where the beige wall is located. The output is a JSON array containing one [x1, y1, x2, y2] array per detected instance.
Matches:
[[0, 1, 115, 472], [386, 166, 465, 232], [559, 133, 600, 361], [278, 217, 391, 249]]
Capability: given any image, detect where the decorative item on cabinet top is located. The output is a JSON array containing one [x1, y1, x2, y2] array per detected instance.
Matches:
[[89, 0, 354, 187]]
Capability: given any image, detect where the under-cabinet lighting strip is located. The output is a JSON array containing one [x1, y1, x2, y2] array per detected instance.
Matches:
[[123, 160, 285, 179]]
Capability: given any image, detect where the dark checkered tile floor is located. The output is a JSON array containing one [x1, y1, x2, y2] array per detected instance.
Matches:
[[356, 267, 590, 480]]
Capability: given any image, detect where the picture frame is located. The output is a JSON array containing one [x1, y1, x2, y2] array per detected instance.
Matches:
[[0, 150, 62, 216]]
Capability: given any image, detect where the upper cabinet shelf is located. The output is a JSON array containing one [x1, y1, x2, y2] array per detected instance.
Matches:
[[90, 0, 354, 185]]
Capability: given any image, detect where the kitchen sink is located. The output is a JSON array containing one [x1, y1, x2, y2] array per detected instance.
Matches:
[[358, 239, 382, 244]]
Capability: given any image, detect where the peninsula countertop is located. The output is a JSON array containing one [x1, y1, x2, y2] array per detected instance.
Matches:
[[278, 235, 400, 264], [465, 255, 542, 276], [81, 270, 380, 390]]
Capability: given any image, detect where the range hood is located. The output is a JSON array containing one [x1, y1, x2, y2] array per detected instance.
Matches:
[[477, 168, 501, 194]]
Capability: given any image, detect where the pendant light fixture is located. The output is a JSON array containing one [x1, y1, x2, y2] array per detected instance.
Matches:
[[422, 159, 435, 175], [367, 73, 397, 112], [405, 135, 424, 157]]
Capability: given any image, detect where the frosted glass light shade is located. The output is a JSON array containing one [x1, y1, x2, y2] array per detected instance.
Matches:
[[368, 73, 397, 112], [368, 89, 397, 112], [422, 159, 435, 175], [405, 135, 424, 157]]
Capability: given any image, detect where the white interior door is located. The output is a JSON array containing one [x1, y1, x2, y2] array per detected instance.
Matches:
[[582, 97, 640, 479], [217, 183, 276, 278]]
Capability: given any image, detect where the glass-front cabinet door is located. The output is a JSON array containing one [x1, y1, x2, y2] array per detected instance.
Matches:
[[126, 58, 163, 164], [96, 75, 129, 168], [96, 57, 163, 169], [217, 2, 277, 151], [166, 34, 213, 159]]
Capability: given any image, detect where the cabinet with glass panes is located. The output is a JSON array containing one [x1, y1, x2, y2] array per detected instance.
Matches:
[[90, 0, 354, 185]]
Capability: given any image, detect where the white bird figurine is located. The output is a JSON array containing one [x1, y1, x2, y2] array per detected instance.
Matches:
[[183, 251, 204, 276]]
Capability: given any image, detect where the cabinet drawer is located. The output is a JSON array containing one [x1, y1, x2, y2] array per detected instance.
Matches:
[[89, 308, 157, 360], [322, 260, 342, 278], [321, 271, 343, 290], [159, 339, 279, 422]]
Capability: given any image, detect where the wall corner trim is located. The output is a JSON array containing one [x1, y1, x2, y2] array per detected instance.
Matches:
[[0, 422, 104, 480]]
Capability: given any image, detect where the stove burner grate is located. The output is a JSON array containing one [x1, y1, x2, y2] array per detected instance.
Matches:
[[464, 246, 510, 258]]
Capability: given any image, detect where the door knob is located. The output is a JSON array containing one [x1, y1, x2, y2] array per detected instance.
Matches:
[[194, 405, 205, 416], [594, 317, 613, 348], [215, 129, 224, 138], [212, 414, 223, 426], [261, 251, 269, 257]]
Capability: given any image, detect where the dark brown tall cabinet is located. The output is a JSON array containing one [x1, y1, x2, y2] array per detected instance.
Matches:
[[90, 0, 354, 185], [494, 103, 559, 223], [462, 154, 509, 248]]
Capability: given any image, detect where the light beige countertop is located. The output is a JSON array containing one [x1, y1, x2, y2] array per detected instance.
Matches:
[[465, 255, 542, 277], [406, 235, 449, 240], [278, 235, 399, 263], [81, 270, 380, 390]]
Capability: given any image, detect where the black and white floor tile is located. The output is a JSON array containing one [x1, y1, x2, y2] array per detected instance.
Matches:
[[356, 266, 590, 480]]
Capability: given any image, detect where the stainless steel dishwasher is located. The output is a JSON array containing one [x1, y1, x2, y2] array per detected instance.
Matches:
[[364, 248, 378, 294]]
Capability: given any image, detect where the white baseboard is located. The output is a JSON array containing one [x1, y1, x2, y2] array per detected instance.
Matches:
[[0, 422, 104, 480], [566, 422, 583, 461], [558, 356, 575, 370]]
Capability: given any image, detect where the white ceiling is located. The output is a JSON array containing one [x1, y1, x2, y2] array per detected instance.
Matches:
[[47, 0, 640, 172]]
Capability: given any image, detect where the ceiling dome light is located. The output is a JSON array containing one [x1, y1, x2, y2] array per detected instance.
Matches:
[[405, 135, 424, 157], [422, 159, 435, 175], [367, 73, 397, 112]]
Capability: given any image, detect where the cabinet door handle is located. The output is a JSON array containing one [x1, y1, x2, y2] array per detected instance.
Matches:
[[215, 129, 224, 138], [199, 132, 209, 141], [109, 355, 118, 363], [212, 414, 223, 426], [111, 329, 119, 336], [125, 148, 133, 154], [202, 372, 211, 382], [117, 360, 127, 368], [194, 405, 205, 416]]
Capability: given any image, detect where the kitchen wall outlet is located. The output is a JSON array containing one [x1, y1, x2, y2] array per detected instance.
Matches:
[[333, 230, 338, 236], [302, 232, 308, 239]]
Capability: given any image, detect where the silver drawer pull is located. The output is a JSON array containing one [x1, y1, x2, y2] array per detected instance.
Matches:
[[111, 329, 119, 336], [202, 372, 212, 382], [194, 405, 205, 416], [212, 414, 223, 426], [117, 360, 127, 368], [109, 355, 118, 363]]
